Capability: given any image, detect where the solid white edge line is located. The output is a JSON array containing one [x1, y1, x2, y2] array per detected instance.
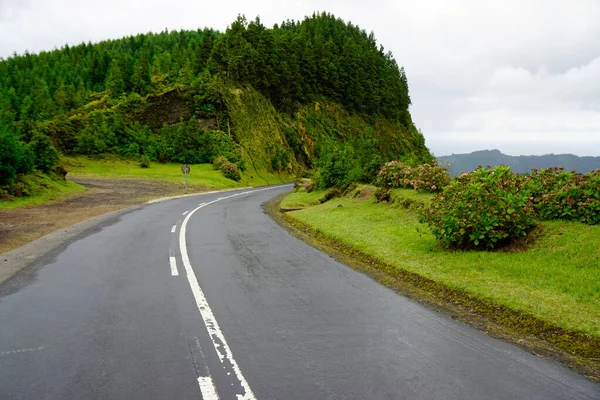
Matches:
[[198, 376, 219, 400], [171, 225, 177, 233], [178, 188, 280, 400], [169, 256, 179, 276]]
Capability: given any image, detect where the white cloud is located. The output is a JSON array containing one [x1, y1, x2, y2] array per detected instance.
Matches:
[[1, 0, 599, 156]]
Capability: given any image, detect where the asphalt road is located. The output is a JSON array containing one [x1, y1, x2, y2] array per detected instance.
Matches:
[[1, 185, 598, 400]]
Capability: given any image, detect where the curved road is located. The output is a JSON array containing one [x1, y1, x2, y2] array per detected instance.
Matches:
[[0, 185, 598, 399]]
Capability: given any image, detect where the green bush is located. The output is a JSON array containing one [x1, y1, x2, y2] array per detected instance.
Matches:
[[212, 155, 228, 170], [219, 162, 241, 181], [29, 133, 59, 172], [524, 168, 600, 225], [139, 154, 151, 168], [421, 166, 536, 249], [377, 161, 450, 193], [0, 128, 34, 185], [271, 147, 291, 171], [75, 130, 106, 155], [116, 142, 141, 158], [316, 141, 359, 189]]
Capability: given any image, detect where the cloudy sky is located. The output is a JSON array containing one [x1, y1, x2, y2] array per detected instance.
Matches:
[[1, 0, 599, 156]]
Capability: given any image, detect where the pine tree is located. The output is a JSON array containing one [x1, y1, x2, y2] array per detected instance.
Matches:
[[106, 59, 125, 95]]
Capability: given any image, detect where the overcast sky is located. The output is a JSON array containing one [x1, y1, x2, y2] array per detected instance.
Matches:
[[1, 0, 599, 156]]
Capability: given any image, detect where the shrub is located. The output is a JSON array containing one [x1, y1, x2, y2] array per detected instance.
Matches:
[[377, 161, 450, 193], [421, 166, 536, 249], [524, 168, 600, 225], [0, 129, 34, 186], [139, 154, 151, 168], [212, 155, 228, 170], [220, 162, 241, 181], [271, 147, 291, 171], [29, 133, 59, 172], [376, 161, 412, 188], [316, 141, 359, 189], [75, 131, 106, 155], [116, 143, 141, 158]]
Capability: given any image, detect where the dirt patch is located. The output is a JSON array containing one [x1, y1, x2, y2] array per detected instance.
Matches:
[[0, 178, 183, 255], [357, 187, 373, 200]]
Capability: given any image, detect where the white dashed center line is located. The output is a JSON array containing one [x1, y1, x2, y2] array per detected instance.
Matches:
[[198, 376, 219, 400], [169, 256, 179, 276]]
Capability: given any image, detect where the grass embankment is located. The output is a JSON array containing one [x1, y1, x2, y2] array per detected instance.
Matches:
[[65, 156, 292, 189], [279, 187, 600, 377], [0, 172, 85, 209]]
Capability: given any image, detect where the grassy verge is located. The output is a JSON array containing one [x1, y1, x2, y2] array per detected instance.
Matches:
[[0, 172, 85, 209], [275, 187, 600, 379], [64, 156, 293, 189], [280, 190, 325, 208]]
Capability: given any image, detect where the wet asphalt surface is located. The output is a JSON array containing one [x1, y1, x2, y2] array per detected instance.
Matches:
[[0, 184, 598, 400]]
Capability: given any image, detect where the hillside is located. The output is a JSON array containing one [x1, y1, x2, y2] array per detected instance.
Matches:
[[438, 149, 600, 176], [0, 12, 431, 200]]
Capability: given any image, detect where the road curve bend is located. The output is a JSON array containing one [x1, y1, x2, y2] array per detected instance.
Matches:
[[0, 185, 598, 399]]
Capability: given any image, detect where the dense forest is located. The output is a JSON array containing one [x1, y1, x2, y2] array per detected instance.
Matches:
[[438, 150, 600, 176], [0, 12, 430, 193]]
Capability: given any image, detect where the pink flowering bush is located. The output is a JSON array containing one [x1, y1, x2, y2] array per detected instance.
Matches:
[[523, 168, 599, 225], [420, 166, 536, 249], [376, 161, 450, 193], [219, 162, 241, 181]]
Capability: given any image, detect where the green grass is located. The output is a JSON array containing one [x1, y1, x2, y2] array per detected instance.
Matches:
[[389, 187, 434, 205], [285, 190, 600, 337], [0, 172, 85, 209], [64, 156, 293, 189], [280, 190, 324, 208]]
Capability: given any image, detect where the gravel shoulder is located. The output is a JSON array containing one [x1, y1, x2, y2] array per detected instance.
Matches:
[[0, 178, 196, 284]]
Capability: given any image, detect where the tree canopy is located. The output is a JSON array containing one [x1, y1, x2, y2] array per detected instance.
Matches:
[[0, 12, 412, 126]]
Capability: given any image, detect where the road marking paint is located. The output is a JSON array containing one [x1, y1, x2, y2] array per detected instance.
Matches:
[[171, 225, 177, 233], [182, 210, 190, 216], [174, 186, 284, 399], [0, 346, 45, 357], [198, 376, 219, 400], [180, 198, 260, 400], [169, 256, 179, 276]]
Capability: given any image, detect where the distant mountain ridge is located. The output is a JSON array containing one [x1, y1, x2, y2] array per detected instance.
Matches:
[[437, 149, 600, 176]]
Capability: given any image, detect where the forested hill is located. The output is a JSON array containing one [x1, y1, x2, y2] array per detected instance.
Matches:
[[0, 13, 431, 192], [438, 150, 600, 176]]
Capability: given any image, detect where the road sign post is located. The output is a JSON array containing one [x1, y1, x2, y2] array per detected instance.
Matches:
[[181, 164, 191, 193]]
